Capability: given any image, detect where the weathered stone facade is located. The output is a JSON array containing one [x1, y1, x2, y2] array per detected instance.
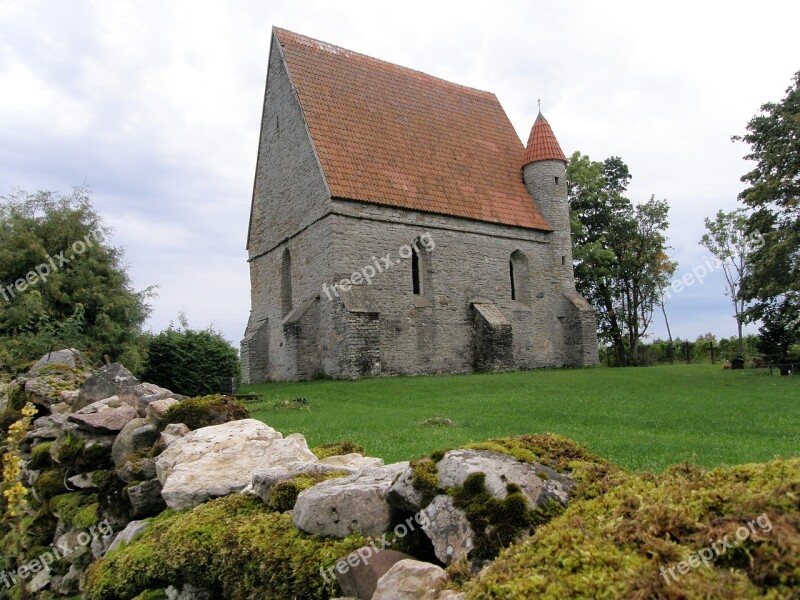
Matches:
[[241, 29, 598, 382]]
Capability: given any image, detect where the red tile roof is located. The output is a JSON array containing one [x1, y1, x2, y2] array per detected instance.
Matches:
[[274, 28, 552, 231], [522, 113, 567, 166]]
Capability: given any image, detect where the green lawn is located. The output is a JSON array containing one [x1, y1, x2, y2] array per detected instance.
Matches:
[[241, 365, 799, 472]]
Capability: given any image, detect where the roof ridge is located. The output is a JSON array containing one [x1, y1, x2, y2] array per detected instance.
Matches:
[[273, 27, 496, 99]]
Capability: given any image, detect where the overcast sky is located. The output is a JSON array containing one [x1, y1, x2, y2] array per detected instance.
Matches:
[[1, 0, 798, 347]]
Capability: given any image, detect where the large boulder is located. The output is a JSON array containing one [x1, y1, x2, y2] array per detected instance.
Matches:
[[249, 462, 351, 505], [371, 559, 449, 600], [386, 449, 577, 565], [73, 363, 139, 411], [13, 352, 90, 408], [435, 449, 575, 507], [155, 419, 318, 509], [29, 349, 85, 373], [292, 462, 408, 538]]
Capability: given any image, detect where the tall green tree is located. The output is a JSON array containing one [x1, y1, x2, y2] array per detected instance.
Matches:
[[734, 71, 800, 313], [568, 152, 675, 366], [0, 187, 153, 371], [700, 208, 764, 356], [755, 296, 799, 361]]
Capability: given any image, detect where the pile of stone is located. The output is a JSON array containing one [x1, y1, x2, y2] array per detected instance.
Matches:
[[2, 349, 578, 599]]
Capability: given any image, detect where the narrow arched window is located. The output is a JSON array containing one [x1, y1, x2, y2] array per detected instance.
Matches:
[[509, 250, 530, 303], [281, 248, 292, 315], [411, 246, 421, 295], [510, 260, 516, 300]]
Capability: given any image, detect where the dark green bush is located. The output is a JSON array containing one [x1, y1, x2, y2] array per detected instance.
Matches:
[[140, 323, 240, 397]]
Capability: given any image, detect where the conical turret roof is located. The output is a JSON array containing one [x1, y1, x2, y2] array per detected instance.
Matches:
[[522, 112, 567, 167]]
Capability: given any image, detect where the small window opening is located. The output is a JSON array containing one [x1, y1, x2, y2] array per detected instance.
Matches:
[[561, 255, 566, 266], [412, 247, 421, 295], [510, 260, 516, 300], [554, 176, 559, 185]]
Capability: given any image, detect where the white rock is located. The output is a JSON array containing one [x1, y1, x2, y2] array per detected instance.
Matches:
[[292, 462, 408, 538], [155, 419, 317, 509], [320, 453, 384, 471]]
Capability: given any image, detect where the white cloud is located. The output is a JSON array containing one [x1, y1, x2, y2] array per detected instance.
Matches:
[[1, 0, 797, 345]]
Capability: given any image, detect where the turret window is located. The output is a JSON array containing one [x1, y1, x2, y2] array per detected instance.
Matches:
[[554, 176, 559, 185]]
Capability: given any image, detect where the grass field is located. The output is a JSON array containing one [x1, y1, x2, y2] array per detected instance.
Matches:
[[241, 364, 799, 472]]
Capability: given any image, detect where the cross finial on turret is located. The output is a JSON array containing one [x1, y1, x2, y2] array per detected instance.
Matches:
[[537, 98, 541, 113]]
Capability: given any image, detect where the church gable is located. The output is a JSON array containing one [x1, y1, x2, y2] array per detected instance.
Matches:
[[247, 31, 332, 256], [274, 28, 551, 232]]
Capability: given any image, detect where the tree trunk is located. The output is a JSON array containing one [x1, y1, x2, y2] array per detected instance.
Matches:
[[737, 319, 744, 357]]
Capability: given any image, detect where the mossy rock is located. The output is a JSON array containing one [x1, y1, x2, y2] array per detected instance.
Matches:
[[21, 510, 58, 547], [73, 502, 100, 528], [31, 441, 55, 469], [49, 492, 98, 526], [56, 433, 113, 471], [410, 457, 442, 507], [160, 395, 249, 430], [7, 381, 28, 410], [267, 471, 349, 512], [84, 494, 366, 600], [463, 433, 627, 501], [462, 457, 800, 599], [35, 469, 67, 500], [311, 440, 366, 460], [449, 473, 565, 560]]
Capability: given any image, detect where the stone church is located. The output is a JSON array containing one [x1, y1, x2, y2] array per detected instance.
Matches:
[[241, 28, 598, 383]]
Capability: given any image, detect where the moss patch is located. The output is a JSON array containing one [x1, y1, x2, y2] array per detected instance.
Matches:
[[310, 440, 365, 459], [84, 494, 366, 600], [464, 433, 627, 501], [462, 457, 800, 599], [30, 441, 55, 469], [450, 473, 565, 561], [49, 492, 98, 527], [410, 457, 442, 507], [160, 395, 249, 430], [35, 469, 67, 500], [266, 471, 348, 512]]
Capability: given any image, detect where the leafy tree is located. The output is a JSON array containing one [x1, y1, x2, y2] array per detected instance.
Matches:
[[756, 296, 800, 361], [0, 188, 153, 372], [734, 71, 800, 314], [568, 152, 676, 366], [700, 209, 764, 356], [141, 315, 240, 397]]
